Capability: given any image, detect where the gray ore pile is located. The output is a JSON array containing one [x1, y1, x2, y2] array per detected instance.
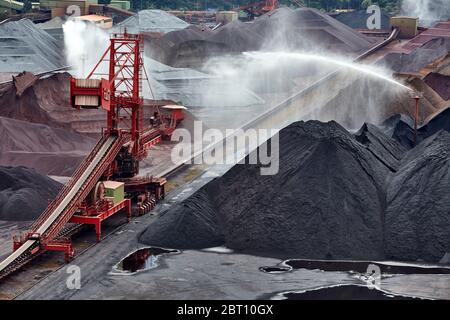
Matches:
[[0, 166, 62, 221], [115, 9, 189, 34], [140, 111, 450, 263], [0, 19, 65, 73]]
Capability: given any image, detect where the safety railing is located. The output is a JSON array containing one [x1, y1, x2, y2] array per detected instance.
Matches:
[[29, 135, 109, 233], [41, 135, 126, 243]]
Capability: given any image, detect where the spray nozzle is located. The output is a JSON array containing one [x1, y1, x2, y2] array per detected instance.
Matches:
[[410, 91, 423, 99]]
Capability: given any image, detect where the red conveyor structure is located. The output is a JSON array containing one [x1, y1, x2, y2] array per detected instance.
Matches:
[[0, 31, 184, 280]]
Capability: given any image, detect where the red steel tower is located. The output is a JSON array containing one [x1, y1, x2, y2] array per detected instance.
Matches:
[[70, 31, 147, 158]]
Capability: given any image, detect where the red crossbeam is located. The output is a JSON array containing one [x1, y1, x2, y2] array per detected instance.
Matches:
[[69, 199, 131, 242]]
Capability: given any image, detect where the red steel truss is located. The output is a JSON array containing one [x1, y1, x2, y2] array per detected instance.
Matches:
[[3, 31, 182, 275]]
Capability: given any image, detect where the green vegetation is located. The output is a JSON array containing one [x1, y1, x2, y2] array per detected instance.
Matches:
[[301, 0, 401, 13], [127, 0, 401, 14], [129, 0, 248, 11]]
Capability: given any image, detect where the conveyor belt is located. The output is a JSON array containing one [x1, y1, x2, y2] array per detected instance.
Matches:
[[0, 66, 71, 86], [0, 135, 121, 277]]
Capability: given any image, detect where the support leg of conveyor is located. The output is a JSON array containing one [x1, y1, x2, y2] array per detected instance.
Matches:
[[43, 241, 74, 262], [65, 246, 74, 262], [126, 199, 132, 222], [95, 222, 101, 242]]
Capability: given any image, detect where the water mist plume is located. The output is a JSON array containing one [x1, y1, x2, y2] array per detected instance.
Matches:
[[243, 51, 412, 92], [401, 0, 450, 26], [62, 20, 109, 78]]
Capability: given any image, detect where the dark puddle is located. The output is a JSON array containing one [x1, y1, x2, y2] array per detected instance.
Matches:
[[260, 266, 292, 274], [284, 259, 450, 275], [281, 285, 421, 300], [113, 247, 180, 274]]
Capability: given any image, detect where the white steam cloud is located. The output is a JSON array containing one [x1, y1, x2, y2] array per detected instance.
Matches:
[[201, 51, 410, 130], [62, 20, 110, 77], [401, 0, 450, 26], [61, 14, 411, 131]]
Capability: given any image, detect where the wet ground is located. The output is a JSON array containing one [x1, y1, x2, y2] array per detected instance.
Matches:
[[0, 214, 128, 300], [111, 247, 180, 274], [279, 285, 420, 300], [263, 259, 450, 275], [16, 244, 450, 300], [14, 163, 450, 300]]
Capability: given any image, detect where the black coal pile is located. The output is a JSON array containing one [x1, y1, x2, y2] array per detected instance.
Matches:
[[140, 189, 224, 250], [383, 107, 450, 149], [141, 117, 450, 263], [380, 114, 416, 149], [355, 123, 407, 171], [148, 7, 375, 68], [141, 120, 401, 260], [385, 131, 450, 262], [419, 106, 450, 140], [0, 166, 62, 221], [145, 25, 213, 67]]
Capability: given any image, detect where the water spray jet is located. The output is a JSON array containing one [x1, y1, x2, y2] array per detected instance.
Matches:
[[243, 51, 413, 92]]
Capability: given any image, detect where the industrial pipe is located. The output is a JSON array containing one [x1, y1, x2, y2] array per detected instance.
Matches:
[[412, 91, 423, 145]]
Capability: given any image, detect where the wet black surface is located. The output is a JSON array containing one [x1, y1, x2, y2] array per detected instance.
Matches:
[[284, 259, 450, 275], [114, 247, 180, 273], [282, 285, 420, 300], [259, 266, 292, 273]]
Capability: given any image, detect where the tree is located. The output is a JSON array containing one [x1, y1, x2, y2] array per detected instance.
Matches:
[[361, 0, 372, 9]]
